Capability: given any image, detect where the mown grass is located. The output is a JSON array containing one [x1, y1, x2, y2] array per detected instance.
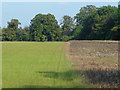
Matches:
[[2, 42, 93, 88]]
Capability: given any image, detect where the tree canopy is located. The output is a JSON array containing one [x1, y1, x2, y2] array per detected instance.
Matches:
[[30, 13, 61, 41], [2, 5, 120, 41]]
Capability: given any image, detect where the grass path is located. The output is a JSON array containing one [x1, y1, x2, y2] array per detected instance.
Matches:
[[2, 42, 93, 88]]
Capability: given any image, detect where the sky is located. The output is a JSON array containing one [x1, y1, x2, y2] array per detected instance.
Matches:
[[2, 2, 118, 28]]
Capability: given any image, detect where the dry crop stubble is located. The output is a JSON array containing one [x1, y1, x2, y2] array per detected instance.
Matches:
[[68, 40, 119, 88]]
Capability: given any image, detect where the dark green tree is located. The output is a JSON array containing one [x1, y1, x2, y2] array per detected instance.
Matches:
[[75, 5, 97, 25], [2, 5, 119, 41], [94, 5, 118, 40], [2, 19, 21, 41], [74, 5, 119, 40], [60, 15, 75, 36], [30, 13, 61, 41], [16, 26, 30, 41], [74, 5, 98, 39]]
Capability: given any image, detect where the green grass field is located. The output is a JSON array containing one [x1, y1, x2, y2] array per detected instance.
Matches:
[[2, 42, 93, 88]]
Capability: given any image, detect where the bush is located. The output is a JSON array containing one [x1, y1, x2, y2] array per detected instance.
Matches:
[[61, 35, 73, 41]]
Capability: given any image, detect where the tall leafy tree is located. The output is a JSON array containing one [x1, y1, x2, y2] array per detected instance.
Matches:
[[74, 5, 119, 40], [2, 19, 21, 41], [30, 13, 61, 41], [60, 15, 75, 36], [75, 5, 97, 25], [110, 3, 120, 40], [74, 5, 98, 39], [94, 5, 118, 40]]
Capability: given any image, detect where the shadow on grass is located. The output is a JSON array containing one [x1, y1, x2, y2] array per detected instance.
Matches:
[[22, 85, 85, 89], [36, 71, 79, 81], [22, 85, 52, 88], [21, 69, 119, 88], [36, 69, 119, 87]]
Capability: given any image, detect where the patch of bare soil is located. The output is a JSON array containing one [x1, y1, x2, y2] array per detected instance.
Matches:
[[68, 40, 119, 88]]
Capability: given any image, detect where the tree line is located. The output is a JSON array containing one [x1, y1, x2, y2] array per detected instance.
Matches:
[[1, 5, 120, 41]]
